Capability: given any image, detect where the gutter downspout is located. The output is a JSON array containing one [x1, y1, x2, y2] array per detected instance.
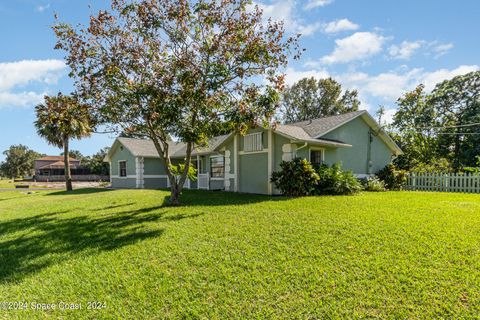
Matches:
[[294, 142, 308, 158]]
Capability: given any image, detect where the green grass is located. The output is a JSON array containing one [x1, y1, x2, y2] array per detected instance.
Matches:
[[0, 189, 479, 319], [0, 179, 14, 188]]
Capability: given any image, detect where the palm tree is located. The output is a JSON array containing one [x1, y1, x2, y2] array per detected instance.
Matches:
[[34, 93, 94, 191]]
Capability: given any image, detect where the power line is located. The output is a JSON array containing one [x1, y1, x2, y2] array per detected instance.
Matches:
[[412, 122, 480, 130], [435, 132, 480, 135]]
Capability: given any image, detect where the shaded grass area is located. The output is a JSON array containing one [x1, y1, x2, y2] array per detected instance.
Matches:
[[0, 189, 479, 318]]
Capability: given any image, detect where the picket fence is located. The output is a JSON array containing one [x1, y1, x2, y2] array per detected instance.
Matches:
[[407, 172, 480, 193]]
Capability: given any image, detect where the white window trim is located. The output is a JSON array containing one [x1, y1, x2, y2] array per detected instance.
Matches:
[[118, 160, 128, 179], [239, 148, 268, 155], [308, 147, 325, 164], [243, 132, 263, 152]]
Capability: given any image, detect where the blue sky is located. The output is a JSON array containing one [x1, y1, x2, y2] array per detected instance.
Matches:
[[0, 0, 478, 161]]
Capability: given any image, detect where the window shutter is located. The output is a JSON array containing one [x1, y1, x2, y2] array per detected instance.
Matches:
[[244, 133, 263, 152]]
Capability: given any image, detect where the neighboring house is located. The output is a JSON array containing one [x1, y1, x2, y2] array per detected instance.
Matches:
[[34, 156, 109, 182], [104, 110, 403, 194], [34, 156, 81, 178]]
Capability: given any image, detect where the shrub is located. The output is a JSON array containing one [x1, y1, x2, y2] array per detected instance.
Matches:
[[361, 176, 386, 192], [376, 164, 407, 190], [315, 163, 362, 195], [271, 158, 320, 196]]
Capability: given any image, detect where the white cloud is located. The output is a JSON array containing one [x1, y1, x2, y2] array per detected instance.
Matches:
[[284, 64, 479, 118], [338, 65, 479, 100], [421, 65, 477, 91], [297, 22, 322, 36], [432, 42, 454, 58], [257, 0, 322, 36], [284, 67, 330, 86], [388, 41, 424, 60], [0, 59, 66, 108], [382, 108, 397, 125], [321, 32, 387, 64], [304, 0, 333, 10], [0, 60, 65, 91], [0, 91, 45, 107], [323, 19, 359, 34], [36, 4, 50, 12]]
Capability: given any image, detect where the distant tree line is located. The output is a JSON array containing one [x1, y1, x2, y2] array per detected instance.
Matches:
[[280, 71, 480, 173], [390, 71, 480, 172]]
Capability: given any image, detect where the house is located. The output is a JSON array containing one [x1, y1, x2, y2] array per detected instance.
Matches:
[[104, 110, 403, 194], [34, 156, 109, 182], [34, 156, 81, 180]]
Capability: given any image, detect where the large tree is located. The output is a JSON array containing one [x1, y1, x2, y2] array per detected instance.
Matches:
[[0, 145, 42, 179], [391, 85, 440, 170], [34, 93, 94, 191], [54, 0, 299, 204], [281, 77, 360, 123], [84, 148, 111, 176], [429, 71, 480, 169]]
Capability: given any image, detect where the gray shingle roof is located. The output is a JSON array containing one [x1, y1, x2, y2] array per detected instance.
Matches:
[[286, 110, 366, 137], [106, 110, 401, 160], [116, 134, 231, 159], [275, 124, 351, 147]]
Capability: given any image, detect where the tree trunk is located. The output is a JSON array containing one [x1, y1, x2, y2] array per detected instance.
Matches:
[[63, 138, 73, 191], [169, 182, 181, 206]]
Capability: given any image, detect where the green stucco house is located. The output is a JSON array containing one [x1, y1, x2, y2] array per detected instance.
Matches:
[[104, 110, 403, 194]]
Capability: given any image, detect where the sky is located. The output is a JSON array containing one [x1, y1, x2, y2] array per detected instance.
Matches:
[[0, 0, 479, 161]]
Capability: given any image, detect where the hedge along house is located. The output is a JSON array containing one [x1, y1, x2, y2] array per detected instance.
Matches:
[[104, 110, 403, 194]]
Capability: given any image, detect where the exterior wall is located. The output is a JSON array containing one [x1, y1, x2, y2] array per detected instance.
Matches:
[[144, 177, 168, 189], [110, 146, 137, 177], [321, 116, 393, 174], [371, 135, 393, 173], [144, 158, 166, 175], [111, 177, 137, 188], [110, 144, 137, 189], [239, 151, 269, 194]]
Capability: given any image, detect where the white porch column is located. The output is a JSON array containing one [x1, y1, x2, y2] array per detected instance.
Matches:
[[267, 129, 273, 195], [224, 150, 231, 191], [135, 157, 144, 189], [234, 134, 238, 192]]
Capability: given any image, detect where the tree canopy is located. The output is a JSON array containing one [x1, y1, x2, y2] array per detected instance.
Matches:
[[391, 71, 480, 172], [54, 0, 299, 204], [34, 93, 94, 190], [281, 77, 360, 123], [0, 145, 42, 179]]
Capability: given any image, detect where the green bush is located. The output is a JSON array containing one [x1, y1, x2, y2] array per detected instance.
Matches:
[[315, 163, 362, 195], [361, 176, 386, 192], [376, 164, 408, 190], [271, 158, 320, 196]]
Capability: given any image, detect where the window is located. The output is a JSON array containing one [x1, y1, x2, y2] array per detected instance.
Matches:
[[244, 132, 263, 152], [310, 150, 324, 166], [210, 156, 224, 178], [119, 161, 127, 177]]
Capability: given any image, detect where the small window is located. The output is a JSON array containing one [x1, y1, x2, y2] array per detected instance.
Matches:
[[210, 156, 224, 178], [244, 132, 263, 152], [310, 150, 324, 166], [119, 161, 127, 177]]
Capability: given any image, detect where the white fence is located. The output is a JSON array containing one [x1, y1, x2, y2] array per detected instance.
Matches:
[[407, 172, 480, 193]]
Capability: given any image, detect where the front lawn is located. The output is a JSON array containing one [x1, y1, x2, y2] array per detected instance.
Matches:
[[0, 189, 479, 318], [0, 179, 14, 188]]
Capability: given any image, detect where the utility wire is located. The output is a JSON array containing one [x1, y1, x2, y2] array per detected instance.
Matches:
[[412, 122, 480, 130]]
